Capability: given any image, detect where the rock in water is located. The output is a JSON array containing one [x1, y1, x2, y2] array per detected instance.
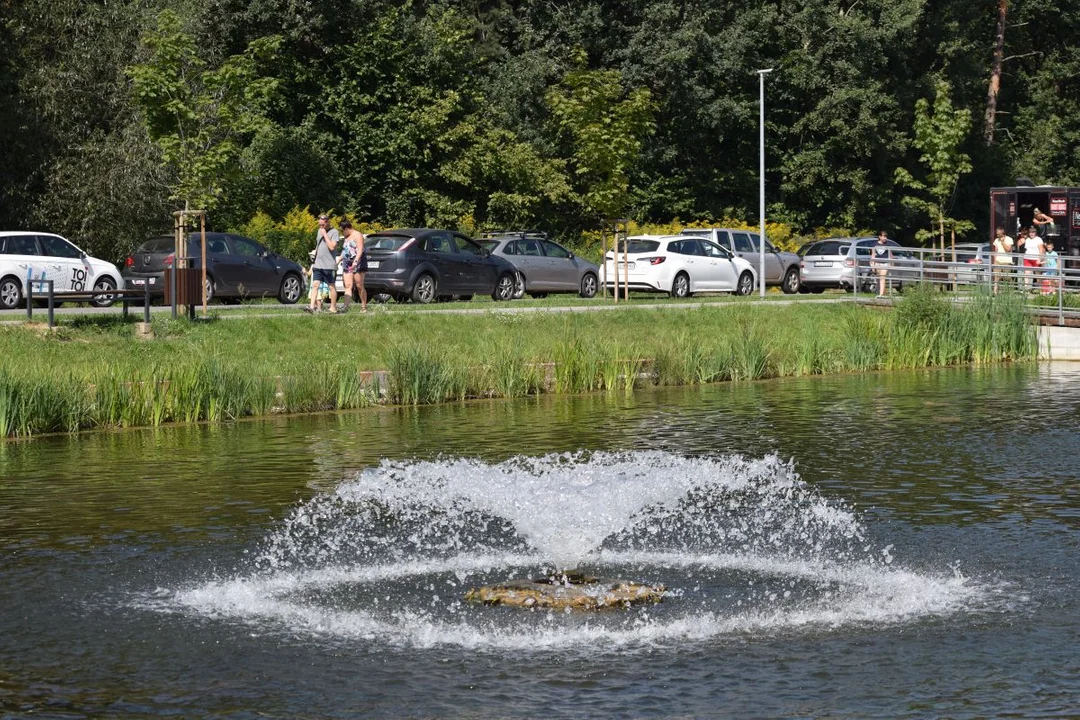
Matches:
[[464, 571, 666, 611]]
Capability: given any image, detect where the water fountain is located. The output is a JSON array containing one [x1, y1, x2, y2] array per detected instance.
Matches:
[[167, 452, 979, 650]]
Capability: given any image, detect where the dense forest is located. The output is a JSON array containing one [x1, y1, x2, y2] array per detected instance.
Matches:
[[1, 0, 1078, 262]]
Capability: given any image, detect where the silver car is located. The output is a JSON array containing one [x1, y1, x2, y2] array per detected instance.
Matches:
[[798, 237, 863, 292], [480, 232, 600, 298], [799, 237, 920, 292]]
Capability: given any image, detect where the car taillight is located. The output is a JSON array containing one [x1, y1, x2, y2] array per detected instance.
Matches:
[[164, 253, 174, 267], [843, 258, 854, 267], [800, 261, 806, 269], [124, 256, 134, 267], [641, 256, 665, 265]]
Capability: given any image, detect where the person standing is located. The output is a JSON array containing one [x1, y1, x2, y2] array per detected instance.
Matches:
[[339, 220, 368, 313], [992, 226, 1014, 294], [1022, 226, 1045, 291], [1041, 240, 1059, 295], [306, 213, 339, 313], [870, 230, 892, 298]]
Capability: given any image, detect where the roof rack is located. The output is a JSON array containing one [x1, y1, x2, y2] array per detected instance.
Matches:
[[480, 229, 549, 240]]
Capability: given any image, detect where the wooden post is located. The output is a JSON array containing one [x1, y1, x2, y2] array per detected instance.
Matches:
[[601, 226, 608, 300], [200, 213, 208, 317]]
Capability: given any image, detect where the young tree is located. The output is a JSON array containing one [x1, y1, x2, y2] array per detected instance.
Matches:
[[546, 50, 656, 226], [127, 10, 280, 211], [896, 80, 974, 254]]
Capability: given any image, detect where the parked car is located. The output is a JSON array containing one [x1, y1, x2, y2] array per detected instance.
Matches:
[[680, 228, 802, 293], [363, 228, 518, 303], [601, 235, 757, 297], [0, 231, 124, 309], [924, 243, 991, 286], [121, 233, 305, 304], [479, 231, 600, 299], [797, 237, 862, 292], [844, 238, 921, 291]]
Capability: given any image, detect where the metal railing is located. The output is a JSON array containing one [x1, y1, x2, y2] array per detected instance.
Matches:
[[25, 280, 153, 328], [851, 246, 1077, 324]]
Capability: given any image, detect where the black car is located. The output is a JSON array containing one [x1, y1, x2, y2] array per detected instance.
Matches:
[[363, 228, 518, 303], [122, 233, 305, 304]]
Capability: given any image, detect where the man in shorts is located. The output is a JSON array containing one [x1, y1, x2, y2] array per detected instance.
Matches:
[[307, 214, 339, 313]]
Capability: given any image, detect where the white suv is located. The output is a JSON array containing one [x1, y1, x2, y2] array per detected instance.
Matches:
[[0, 232, 125, 309]]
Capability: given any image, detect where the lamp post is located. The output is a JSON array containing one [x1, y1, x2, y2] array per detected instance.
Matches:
[[756, 68, 774, 298]]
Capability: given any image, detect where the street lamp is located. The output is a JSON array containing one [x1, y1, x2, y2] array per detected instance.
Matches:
[[756, 68, 774, 298]]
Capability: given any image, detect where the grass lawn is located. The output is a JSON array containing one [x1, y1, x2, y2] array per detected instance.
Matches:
[[0, 287, 1036, 436]]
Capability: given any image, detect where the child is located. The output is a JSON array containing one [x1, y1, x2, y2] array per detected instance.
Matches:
[[1041, 241, 1059, 295]]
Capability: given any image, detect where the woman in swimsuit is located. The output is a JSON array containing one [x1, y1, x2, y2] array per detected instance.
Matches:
[[339, 220, 368, 312]]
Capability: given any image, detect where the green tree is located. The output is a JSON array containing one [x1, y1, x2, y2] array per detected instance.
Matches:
[[546, 50, 656, 225], [128, 10, 281, 210], [895, 79, 975, 251]]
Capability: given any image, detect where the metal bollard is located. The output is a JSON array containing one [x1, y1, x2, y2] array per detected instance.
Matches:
[[47, 281, 55, 328], [144, 283, 151, 324]]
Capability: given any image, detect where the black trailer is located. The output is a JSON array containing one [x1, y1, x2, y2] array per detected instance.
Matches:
[[990, 185, 1080, 258]]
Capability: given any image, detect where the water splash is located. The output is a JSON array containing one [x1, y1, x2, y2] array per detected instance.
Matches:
[[152, 452, 991, 650]]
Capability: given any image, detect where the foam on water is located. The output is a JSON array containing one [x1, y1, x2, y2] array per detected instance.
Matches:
[[149, 452, 995, 651]]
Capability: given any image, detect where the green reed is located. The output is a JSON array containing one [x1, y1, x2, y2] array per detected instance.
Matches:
[[0, 296, 1039, 438]]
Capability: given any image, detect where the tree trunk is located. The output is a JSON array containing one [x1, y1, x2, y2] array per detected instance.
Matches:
[[984, 0, 1008, 145]]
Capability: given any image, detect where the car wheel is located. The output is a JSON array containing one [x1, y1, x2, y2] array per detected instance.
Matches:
[[204, 277, 215, 303], [278, 273, 303, 304], [492, 272, 515, 301], [512, 272, 525, 300], [579, 272, 598, 298], [781, 267, 801, 294], [671, 272, 690, 299], [90, 277, 117, 307], [736, 271, 754, 296], [0, 276, 23, 310], [411, 274, 436, 303], [372, 293, 392, 304]]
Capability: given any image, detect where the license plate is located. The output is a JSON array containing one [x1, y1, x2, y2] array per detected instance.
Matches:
[[132, 278, 145, 285], [368, 261, 380, 269], [814, 261, 832, 267]]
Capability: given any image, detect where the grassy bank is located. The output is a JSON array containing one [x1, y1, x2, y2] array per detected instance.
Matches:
[[0, 287, 1036, 437]]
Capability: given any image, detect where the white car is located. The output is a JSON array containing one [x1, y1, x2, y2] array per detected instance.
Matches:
[[601, 234, 757, 297], [0, 231, 125, 309]]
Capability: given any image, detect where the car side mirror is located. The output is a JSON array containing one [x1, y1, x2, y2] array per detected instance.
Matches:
[[568, 252, 575, 259], [80, 251, 87, 260]]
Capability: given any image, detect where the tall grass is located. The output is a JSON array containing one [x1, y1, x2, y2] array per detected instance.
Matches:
[[0, 295, 1038, 438]]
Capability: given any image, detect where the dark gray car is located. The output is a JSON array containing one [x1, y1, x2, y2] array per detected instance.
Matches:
[[363, 228, 518, 303], [121, 233, 305, 304], [479, 232, 599, 298]]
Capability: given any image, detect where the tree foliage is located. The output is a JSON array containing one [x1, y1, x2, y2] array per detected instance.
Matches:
[[127, 10, 281, 210], [2, 0, 1080, 262]]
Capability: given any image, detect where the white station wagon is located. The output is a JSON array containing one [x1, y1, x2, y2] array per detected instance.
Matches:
[[0, 232, 125, 309], [602, 234, 758, 297]]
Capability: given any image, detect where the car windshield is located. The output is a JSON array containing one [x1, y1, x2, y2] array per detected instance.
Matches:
[[620, 240, 660, 254], [136, 237, 175, 253], [800, 241, 847, 257], [366, 234, 413, 251], [479, 240, 499, 252]]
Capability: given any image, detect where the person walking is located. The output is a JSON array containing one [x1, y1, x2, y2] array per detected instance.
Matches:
[[870, 230, 892, 298], [338, 220, 368, 313], [992, 226, 1015, 294], [1022, 226, 1045, 291], [306, 213, 339, 313]]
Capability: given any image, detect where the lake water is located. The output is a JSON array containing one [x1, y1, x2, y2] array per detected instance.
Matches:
[[0, 364, 1077, 718]]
